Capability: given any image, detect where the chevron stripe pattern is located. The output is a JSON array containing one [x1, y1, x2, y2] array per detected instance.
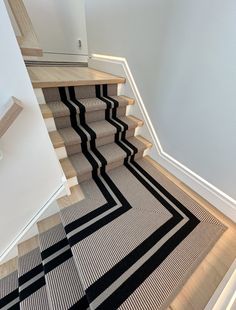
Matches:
[[0, 83, 226, 310]]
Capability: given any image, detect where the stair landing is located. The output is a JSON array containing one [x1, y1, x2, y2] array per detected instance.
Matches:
[[27, 66, 126, 88]]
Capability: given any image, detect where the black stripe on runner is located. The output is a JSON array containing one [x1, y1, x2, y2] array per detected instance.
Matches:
[[67, 87, 169, 250], [59, 84, 200, 308], [59, 87, 116, 206], [41, 238, 68, 260], [59, 86, 134, 245], [8, 303, 20, 310], [0, 289, 19, 308], [19, 276, 46, 302], [68, 86, 107, 173], [99, 85, 137, 161], [80, 84, 200, 304], [18, 264, 44, 286], [68, 295, 89, 310], [85, 214, 181, 303], [43, 248, 72, 274], [97, 218, 199, 309], [64, 202, 113, 235]]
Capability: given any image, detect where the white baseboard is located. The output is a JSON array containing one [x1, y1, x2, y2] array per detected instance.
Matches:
[[205, 259, 236, 310], [0, 181, 66, 263], [89, 54, 236, 222]]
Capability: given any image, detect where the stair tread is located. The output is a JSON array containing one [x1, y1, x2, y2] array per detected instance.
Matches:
[[40, 95, 134, 119], [28, 66, 126, 88], [0, 258, 19, 309], [57, 185, 85, 210], [53, 116, 141, 148], [60, 157, 77, 179], [69, 136, 149, 177], [0, 268, 19, 309], [0, 257, 18, 280], [49, 130, 64, 148], [136, 135, 153, 149], [18, 241, 50, 310], [38, 223, 88, 309]]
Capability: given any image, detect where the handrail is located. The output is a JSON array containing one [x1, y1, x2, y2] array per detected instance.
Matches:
[[0, 97, 23, 138], [7, 0, 43, 57]]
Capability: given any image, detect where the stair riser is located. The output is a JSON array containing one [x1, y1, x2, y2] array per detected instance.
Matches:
[[77, 150, 145, 183], [65, 128, 135, 156], [54, 106, 126, 129], [42, 84, 118, 102]]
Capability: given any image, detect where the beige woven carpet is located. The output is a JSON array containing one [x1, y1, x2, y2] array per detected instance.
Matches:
[[0, 85, 226, 310], [56, 85, 227, 309], [59, 156, 226, 310]]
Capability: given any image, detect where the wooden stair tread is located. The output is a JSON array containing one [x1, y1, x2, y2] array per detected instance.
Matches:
[[39, 104, 53, 119], [49, 130, 64, 149], [0, 257, 18, 279], [37, 213, 61, 234], [119, 95, 135, 105], [18, 235, 39, 257], [127, 115, 144, 127], [60, 157, 77, 179], [57, 185, 85, 209], [28, 67, 126, 88], [136, 135, 153, 149]]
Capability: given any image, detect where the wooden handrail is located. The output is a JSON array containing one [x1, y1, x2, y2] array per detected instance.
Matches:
[[7, 0, 43, 57], [0, 97, 23, 138]]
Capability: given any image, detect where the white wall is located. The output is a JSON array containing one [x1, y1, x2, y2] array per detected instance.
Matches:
[[0, 0, 63, 258], [23, 0, 88, 61], [85, 0, 236, 200]]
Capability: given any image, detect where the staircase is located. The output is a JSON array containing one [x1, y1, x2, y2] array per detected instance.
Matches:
[[0, 66, 235, 310]]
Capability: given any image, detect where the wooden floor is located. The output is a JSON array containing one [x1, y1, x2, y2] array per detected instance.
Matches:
[[27, 66, 126, 88], [146, 156, 236, 310]]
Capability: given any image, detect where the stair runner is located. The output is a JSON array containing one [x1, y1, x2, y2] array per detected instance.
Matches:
[[0, 83, 227, 310]]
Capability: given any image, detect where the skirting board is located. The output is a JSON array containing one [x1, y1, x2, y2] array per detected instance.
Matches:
[[205, 259, 236, 310], [89, 54, 236, 223], [0, 180, 66, 263]]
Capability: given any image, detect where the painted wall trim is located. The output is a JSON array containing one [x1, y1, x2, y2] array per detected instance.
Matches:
[[90, 53, 236, 222], [0, 180, 66, 263]]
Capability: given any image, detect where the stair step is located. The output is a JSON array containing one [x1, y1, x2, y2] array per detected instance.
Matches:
[[18, 236, 50, 309], [68, 136, 150, 183], [60, 157, 77, 179], [40, 95, 133, 116], [28, 66, 126, 88], [57, 185, 85, 210], [37, 217, 88, 309], [41, 95, 134, 130], [37, 213, 62, 234], [135, 134, 153, 149], [50, 115, 142, 155], [0, 257, 19, 309]]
